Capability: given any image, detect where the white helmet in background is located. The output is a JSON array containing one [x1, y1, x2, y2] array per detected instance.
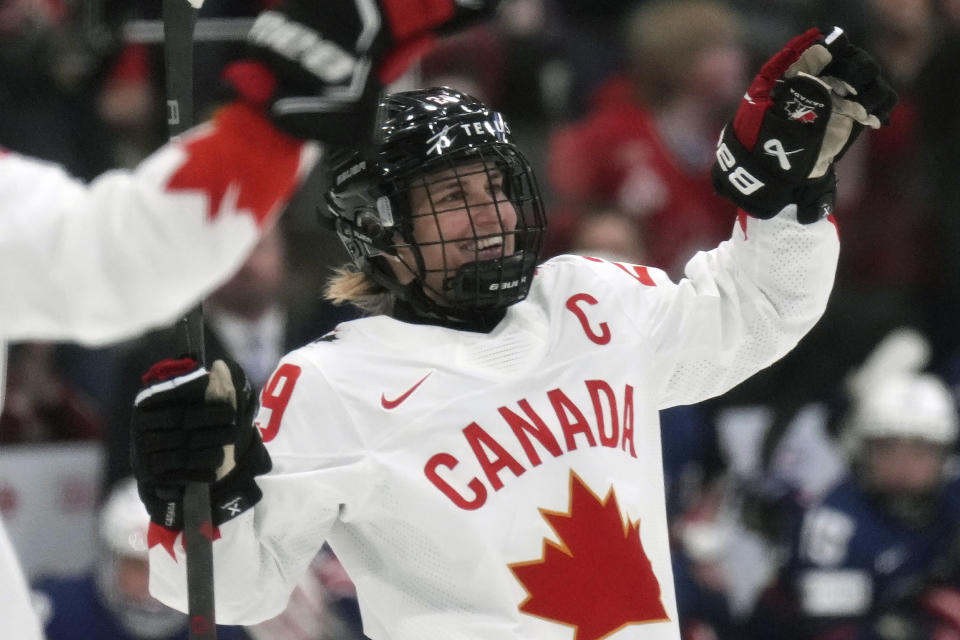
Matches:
[[95, 477, 186, 639], [841, 328, 959, 526], [98, 476, 152, 558], [844, 372, 959, 454]]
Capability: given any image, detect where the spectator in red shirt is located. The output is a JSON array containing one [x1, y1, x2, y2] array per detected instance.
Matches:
[[545, 0, 747, 276]]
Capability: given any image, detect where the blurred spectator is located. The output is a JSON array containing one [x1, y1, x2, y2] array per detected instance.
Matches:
[[825, 0, 937, 293], [693, 332, 945, 628], [205, 225, 295, 390], [96, 40, 161, 168], [659, 404, 735, 639], [0, 342, 103, 443], [119, 0, 270, 162], [0, 0, 130, 178], [661, 395, 847, 635], [671, 476, 739, 640], [660, 405, 725, 522], [687, 400, 849, 627], [492, 0, 576, 126], [724, 0, 808, 66], [914, 4, 960, 377], [567, 207, 647, 264], [102, 225, 359, 490], [31, 476, 251, 639], [545, 0, 745, 276], [420, 25, 508, 108], [745, 329, 960, 640], [548, 0, 636, 118]]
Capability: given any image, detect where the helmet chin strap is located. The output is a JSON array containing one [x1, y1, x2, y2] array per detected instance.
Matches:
[[442, 252, 533, 307], [388, 254, 534, 332], [365, 242, 535, 332]]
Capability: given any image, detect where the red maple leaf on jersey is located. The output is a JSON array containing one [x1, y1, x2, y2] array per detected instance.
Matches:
[[166, 104, 302, 226], [509, 471, 669, 640]]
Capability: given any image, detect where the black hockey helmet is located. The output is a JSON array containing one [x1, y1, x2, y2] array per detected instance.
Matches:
[[324, 86, 546, 323]]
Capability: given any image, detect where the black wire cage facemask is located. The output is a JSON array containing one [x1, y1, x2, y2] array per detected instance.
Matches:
[[325, 87, 547, 324]]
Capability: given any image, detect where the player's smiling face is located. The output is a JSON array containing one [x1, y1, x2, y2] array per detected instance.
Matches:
[[393, 160, 518, 296]]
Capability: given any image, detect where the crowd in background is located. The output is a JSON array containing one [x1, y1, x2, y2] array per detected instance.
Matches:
[[1, 0, 959, 638]]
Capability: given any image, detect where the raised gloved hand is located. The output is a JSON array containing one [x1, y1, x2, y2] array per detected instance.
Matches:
[[222, 0, 501, 145], [711, 26, 898, 223], [131, 357, 271, 529]]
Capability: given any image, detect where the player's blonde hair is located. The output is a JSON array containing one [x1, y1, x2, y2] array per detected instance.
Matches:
[[324, 265, 395, 316]]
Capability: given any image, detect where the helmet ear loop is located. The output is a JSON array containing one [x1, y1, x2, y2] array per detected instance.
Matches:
[[355, 209, 399, 256]]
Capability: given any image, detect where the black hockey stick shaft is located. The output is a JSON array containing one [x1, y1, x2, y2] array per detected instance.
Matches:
[[163, 1, 217, 639]]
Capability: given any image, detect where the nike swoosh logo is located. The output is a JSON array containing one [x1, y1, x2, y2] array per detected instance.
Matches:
[[380, 371, 433, 410]]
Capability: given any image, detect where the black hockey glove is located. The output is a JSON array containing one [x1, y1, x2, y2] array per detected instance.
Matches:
[[711, 26, 898, 223], [131, 357, 271, 530], [221, 0, 501, 146]]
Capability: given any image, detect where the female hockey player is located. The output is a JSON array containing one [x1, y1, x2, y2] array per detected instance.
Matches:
[[131, 20, 897, 640]]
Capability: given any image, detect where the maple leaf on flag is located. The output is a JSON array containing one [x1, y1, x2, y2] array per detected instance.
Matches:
[[509, 471, 669, 640]]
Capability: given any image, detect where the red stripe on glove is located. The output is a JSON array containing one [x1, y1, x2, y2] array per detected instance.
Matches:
[[733, 27, 822, 149], [142, 357, 199, 385]]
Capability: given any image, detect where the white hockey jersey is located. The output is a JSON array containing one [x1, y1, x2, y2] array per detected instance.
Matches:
[[0, 103, 317, 640], [150, 208, 839, 640]]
